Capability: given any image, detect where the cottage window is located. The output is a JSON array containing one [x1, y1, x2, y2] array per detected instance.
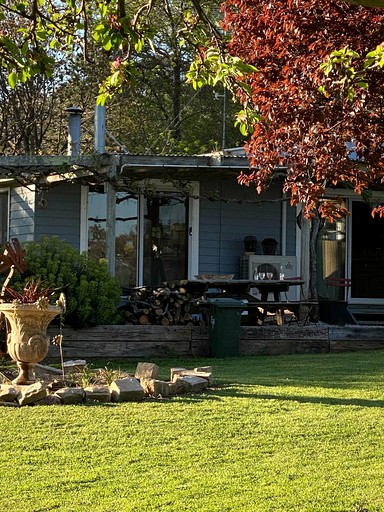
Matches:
[[87, 181, 199, 288]]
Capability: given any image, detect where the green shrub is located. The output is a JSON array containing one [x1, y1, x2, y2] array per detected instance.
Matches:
[[15, 236, 122, 328]]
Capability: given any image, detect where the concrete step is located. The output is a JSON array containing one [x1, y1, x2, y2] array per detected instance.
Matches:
[[349, 305, 384, 325]]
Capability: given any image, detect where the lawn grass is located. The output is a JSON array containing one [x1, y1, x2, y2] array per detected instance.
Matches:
[[2, 350, 384, 511]]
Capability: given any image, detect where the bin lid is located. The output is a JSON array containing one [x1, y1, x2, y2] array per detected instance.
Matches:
[[209, 298, 245, 307]]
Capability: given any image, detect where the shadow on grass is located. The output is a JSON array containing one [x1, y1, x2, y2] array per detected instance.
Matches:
[[228, 391, 384, 408]]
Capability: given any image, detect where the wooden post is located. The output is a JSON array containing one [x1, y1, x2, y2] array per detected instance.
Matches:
[[106, 159, 117, 276]]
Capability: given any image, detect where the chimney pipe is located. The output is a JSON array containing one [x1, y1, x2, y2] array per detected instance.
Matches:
[[66, 106, 83, 156], [94, 104, 106, 153]]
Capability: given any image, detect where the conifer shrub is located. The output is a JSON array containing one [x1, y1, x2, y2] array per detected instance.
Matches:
[[14, 236, 122, 328]]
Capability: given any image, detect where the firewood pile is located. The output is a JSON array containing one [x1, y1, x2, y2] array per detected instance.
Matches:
[[120, 282, 207, 326]]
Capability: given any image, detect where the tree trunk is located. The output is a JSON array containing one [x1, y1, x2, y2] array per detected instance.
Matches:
[[309, 213, 321, 300], [171, 54, 181, 141]]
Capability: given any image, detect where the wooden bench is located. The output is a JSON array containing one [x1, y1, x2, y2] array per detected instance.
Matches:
[[244, 301, 318, 326]]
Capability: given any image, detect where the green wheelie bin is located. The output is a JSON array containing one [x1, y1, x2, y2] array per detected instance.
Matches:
[[209, 298, 244, 357]]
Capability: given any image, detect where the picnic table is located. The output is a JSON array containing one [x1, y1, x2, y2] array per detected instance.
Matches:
[[185, 279, 305, 326]]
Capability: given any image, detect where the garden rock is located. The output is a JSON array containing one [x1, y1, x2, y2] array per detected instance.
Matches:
[[194, 366, 213, 373], [0, 369, 16, 382], [167, 379, 190, 395], [64, 360, 87, 374], [84, 385, 111, 403], [170, 367, 187, 380], [141, 379, 170, 398], [0, 384, 18, 402], [171, 367, 213, 385], [35, 363, 62, 376], [55, 387, 85, 404], [0, 400, 19, 407], [35, 394, 62, 406], [0, 360, 214, 405], [178, 376, 209, 393], [135, 362, 160, 381], [194, 366, 213, 381], [17, 382, 49, 406], [110, 377, 145, 402]]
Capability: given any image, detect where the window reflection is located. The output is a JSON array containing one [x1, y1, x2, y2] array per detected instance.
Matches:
[[88, 189, 188, 288], [115, 193, 137, 288], [316, 202, 346, 300], [88, 188, 107, 262], [87, 188, 138, 288], [143, 194, 187, 286]]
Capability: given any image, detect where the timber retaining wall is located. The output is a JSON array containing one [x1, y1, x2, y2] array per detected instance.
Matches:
[[47, 324, 384, 360]]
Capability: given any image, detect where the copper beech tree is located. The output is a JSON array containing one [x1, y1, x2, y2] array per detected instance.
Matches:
[[222, 0, 384, 219]]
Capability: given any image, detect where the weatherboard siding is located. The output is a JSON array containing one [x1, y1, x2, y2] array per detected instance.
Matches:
[[9, 186, 35, 242], [35, 183, 82, 249], [198, 178, 296, 276]]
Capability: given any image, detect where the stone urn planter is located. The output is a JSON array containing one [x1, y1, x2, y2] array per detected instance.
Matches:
[[0, 303, 62, 385]]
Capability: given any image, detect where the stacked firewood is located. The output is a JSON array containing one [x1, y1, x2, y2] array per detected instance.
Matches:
[[121, 282, 207, 326]]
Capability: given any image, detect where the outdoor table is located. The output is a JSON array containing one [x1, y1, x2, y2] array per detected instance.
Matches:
[[250, 279, 304, 325], [250, 279, 304, 302], [185, 279, 305, 326], [185, 279, 260, 301], [185, 279, 303, 301]]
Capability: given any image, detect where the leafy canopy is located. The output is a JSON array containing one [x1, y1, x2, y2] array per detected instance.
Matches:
[[0, 0, 243, 107], [223, 0, 384, 218]]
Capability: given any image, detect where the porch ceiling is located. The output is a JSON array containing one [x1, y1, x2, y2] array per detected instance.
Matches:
[[0, 155, 111, 182], [117, 154, 254, 181], [0, 153, 287, 184]]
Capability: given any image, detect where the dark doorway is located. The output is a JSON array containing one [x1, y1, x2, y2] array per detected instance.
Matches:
[[143, 194, 188, 286], [351, 201, 384, 299]]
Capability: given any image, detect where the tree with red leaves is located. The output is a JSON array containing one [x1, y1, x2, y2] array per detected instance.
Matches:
[[222, 0, 384, 218]]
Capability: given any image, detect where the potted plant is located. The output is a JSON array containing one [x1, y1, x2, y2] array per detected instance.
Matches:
[[0, 239, 64, 385]]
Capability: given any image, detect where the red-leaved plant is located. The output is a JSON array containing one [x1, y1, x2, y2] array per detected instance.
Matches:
[[0, 238, 59, 304]]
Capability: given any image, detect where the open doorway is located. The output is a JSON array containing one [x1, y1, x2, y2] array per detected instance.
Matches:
[[143, 194, 188, 286], [351, 201, 384, 300]]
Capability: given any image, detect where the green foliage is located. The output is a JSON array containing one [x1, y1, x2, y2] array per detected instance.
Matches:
[[79, 364, 95, 388], [186, 45, 258, 137], [319, 46, 368, 101], [234, 108, 262, 136], [187, 46, 257, 91], [15, 236, 122, 328]]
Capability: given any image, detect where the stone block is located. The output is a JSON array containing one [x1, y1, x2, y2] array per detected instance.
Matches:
[[17, 382, 49, 406], [109, 378, 145, 402], [171, 368, 213, 385], [54, 387, 85, 404], [167, 379, 190, 395], [135, 362, 160, 381], [84, 385, 111, 403], [63, 360, 87, 374], [170, 367, 187, 381], [178, 376, 209, 393], [0, 385, 18, 402], [35, 394, 62, 406], [194, 366, 213, 374], [141, 379, 169, 398], [0, 370, 16, 383], [35, 363, 62, 376], [0, 401, 19, 407]]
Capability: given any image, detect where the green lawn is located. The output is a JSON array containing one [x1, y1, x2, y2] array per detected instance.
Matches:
[[2, 350, 384, 511]]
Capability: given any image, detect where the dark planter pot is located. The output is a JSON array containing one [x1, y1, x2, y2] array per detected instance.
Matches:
[[318, 299, 355, 326]]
